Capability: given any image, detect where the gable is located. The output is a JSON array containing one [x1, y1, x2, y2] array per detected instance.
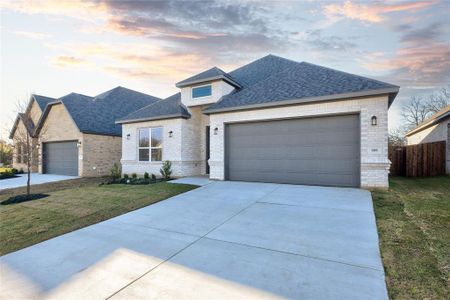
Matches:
[[28, 99, 42, 125], [39, 103, 81, 141]]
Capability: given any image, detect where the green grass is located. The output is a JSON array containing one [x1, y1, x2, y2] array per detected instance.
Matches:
[[0, 182, 197, 255], [372, 176, 450, 299]]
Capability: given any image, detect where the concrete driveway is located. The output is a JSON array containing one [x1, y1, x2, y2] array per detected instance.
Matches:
[[0, 173, 78, 191], [0, 181, 387, 299]]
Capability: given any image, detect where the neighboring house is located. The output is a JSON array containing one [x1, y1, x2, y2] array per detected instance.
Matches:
[[9, 94, 56, 172], [117, 55, 399, 188], [10, 87, 160, 176], [406, 105, 450, 174]]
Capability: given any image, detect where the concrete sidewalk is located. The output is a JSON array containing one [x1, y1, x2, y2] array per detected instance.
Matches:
[[0, 173, 78, 191], [0, 181, 387, 299]]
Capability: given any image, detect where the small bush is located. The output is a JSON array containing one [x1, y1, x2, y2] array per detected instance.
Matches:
[[160, 161, 172, 180], [19, 168, 24, 174], [151, 173, 156, 181], [131, 173, 137, 179], [123, 173, 129, 179], [144, 172, 149, 179], [11, 168, 18, 174], [110, 163, 121, 182]]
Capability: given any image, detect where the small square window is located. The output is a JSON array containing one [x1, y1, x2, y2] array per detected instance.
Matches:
[[192, 85, 212, 98]]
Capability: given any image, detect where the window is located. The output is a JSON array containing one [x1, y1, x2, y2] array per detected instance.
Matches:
[[17, 144, 22, 163], [138, 127, 163, 162], [192, 85, 212, 98]]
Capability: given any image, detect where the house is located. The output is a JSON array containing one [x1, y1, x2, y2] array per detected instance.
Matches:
[[9, 94, 56, 172], [117, 55, 399, 188], [406, 105, 450, 174], [10, 87, 160, 176]]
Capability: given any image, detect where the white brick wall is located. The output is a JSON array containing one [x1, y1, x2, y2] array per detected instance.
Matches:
[[208, 96, 390, 188], [181, 80, 235, 107]]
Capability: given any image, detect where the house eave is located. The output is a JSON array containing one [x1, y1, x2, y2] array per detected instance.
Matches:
[[176, 75, 242, 89], [203, 87, 400, 115], [116, 114, 190, 124]]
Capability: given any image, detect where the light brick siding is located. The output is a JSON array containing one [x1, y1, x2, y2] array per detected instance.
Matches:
[[37, 103, 121, 177], [181, 80, 235, 107], [81, 134, 122, 176], [120, 106, 210, 177], [29, 100, 42, 126], [208, 96, 390, 188]]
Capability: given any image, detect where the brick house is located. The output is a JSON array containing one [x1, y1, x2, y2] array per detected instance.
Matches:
[[117, 55, 399, 188], [10, 87, 160, 176]]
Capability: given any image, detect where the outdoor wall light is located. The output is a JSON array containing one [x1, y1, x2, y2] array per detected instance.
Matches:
[[77, 141, 82, 148], [126, 133, 131, 140], [213, 127, 218, 135], [371, 116, 377, 126], [169, 130, 173, 138]]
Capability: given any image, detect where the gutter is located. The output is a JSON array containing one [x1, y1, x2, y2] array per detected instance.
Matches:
[[203, 87, 400, 115], [116, 113, 190, 124]]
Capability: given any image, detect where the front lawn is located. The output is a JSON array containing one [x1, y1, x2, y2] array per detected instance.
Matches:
[[0, 182, 197, 255], [372, 176, 449, 299]]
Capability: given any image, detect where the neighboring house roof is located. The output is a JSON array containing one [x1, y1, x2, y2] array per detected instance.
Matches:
[[9, 113, 35, 139], [32, 94, 57, 111], [204, 55, 399, 113], [176, 67, 241, 88], [406, 105, 450, 136], [34, 87, 160, 136], [116, 93, 191, 124]]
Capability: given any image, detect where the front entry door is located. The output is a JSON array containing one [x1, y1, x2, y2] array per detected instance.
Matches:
[[206, 126, 210, 174]]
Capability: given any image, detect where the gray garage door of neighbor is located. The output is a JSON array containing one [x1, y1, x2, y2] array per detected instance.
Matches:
[[225, 114, 360, 187], [43, 141, 78, 176]]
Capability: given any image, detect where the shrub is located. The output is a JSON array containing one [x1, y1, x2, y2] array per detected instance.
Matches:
[[144, 172, 149, 179], [11, 168, 18, 174], [110, 163, 121, 182], [131, 173, 137, 179], [160, 160, 172, 180], [151, 173, 156, 181], [19, 168, 24, 174], [123, 173, 129, 179]]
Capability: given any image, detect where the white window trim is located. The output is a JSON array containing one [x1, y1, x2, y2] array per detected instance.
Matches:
[[192, 84, 212, 99], [138, 127, 163, 162]]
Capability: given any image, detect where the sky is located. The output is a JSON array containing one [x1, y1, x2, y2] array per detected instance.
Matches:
[[1, 0, 449, 140]]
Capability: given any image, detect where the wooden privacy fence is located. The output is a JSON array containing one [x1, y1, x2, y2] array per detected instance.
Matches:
[[389, 141, 446, 177]]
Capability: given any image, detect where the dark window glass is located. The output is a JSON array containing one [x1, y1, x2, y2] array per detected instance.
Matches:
[[192, 85, 212, 98], [139, 128, 149, 147], [151, 149, 162, 161], [151, 127, 162, 147], [139, 149, 149, 161]]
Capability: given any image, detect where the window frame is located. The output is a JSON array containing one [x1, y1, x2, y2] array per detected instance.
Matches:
[[138, 127, 163, 162], [192, 84, 212, 99]]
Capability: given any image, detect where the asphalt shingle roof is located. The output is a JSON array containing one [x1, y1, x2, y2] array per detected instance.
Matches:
[[33, 94, 57, 111], [205, 55, 399, 112], [120, 54, 399, 122], [117, 93, 190, 123]]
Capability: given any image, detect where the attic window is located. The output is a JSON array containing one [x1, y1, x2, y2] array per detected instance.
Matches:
[[192, 85, 212, 98]]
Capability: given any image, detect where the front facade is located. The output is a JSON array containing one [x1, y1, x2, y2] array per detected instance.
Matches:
[[118, 55, 399, 188], [406, 105, 450, 174], [10, 87, 160, 177]]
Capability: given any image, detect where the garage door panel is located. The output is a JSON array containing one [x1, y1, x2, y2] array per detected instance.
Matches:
[[43, 142, 78, 176], [226, 115, 360, 187]]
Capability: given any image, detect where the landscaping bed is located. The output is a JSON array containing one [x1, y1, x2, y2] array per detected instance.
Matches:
[[0, 181, 197, 255], [372, 176, 449, 299]]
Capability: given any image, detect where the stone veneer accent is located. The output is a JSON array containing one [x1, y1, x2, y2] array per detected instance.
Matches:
[[208, 95, 390, 188]]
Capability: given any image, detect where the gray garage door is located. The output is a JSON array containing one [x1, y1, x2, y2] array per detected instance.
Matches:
[[226, 114, 360, 187], [43, 141, 78, 176]]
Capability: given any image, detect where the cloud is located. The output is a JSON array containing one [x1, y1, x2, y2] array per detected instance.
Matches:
[[363, 23, 450, 88], [14, 30, 51, 40], [294, 30, 357, 52], [53, 56, 87, 67], [324, 0, 436, 23]]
